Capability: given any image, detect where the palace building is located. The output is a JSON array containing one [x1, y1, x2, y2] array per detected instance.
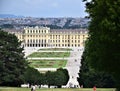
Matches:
[[7, 26, 88, 47]]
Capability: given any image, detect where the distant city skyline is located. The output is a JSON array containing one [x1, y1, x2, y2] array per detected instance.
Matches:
[[0, 0, 88, 18]]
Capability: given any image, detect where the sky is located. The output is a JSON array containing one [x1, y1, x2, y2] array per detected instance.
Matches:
[[0, 0, 88, 18]]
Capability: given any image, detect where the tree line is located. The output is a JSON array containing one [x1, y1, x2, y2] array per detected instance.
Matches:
[[24, 67, 69, 88], [78, 0, 120, 91], [0, 29, 69, 87]]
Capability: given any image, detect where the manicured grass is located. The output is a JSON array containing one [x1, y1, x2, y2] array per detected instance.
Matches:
[[39, 48, 72, 51], [28, 60, 67, 68], [0, 87, 116, 91], [28, 52, 70, 57]]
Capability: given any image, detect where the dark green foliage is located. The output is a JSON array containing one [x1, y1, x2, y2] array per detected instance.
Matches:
[[24, 67, 47, 87], [45, 71, 55, 88], [23, 67, 69, 88], [55, 68, 69, 88], [83, 0, 120, 90], [45, 68, 69, 88], [24, 67, 41, 85], [0, 29, 28, 86], [78, 51, 115, 88]]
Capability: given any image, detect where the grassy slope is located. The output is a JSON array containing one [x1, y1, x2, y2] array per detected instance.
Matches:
[[0, 87, 115, 91]]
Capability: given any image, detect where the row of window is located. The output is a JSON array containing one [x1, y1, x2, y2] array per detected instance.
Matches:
[[27, 35, 47, 37], [25, 43, 82, 47], [26, 39, 81, 43], [50, 35, 83, 39], [50, 40, 81, 43], [27, 39, 46, 43], [25, 35, 86, 39], [26, 29, 48, 33]]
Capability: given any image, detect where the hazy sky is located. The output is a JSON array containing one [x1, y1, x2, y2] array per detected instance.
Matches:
[[0, 0, 88, 17]]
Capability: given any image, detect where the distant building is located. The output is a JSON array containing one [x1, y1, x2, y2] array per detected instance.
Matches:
[[5, 26, 88, 47]]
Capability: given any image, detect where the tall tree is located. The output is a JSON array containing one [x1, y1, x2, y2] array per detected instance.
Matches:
[[24, 67, 41, 86], [83, 0, 120, 90], [45, 71, 55, 88], [0, 29, 28, 86], [55, 68, 69, 88], [78, 51, 115, 88], [45, 68, 69, 88]]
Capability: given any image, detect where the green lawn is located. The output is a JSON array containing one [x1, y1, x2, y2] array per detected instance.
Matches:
[[28, 60, 67, 68], [38, 48, 72, 51], [0, 87, 116, 91], [28, 52, 70, 57]]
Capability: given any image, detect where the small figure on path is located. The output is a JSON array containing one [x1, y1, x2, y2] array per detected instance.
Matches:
[[93, 86, 96, 91]]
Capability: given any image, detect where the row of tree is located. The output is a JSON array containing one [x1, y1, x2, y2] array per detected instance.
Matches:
[[24, 67, 69, 88], [0, 29, 69, 87], [78, 0, 120, 90]]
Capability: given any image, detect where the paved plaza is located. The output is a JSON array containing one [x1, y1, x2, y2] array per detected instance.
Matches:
[[24, 47, 84, 88]]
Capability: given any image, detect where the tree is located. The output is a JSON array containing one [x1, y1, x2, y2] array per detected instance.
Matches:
[[45, 71, 55, 88], [78, 51, 115, 88], [83, 0, 120, 90], [54, 68, 69, 88], [0, 29, 28, 86], [56, 68, 69, 86], [24, 67, 41, 86], [45, 68, 69, 88]]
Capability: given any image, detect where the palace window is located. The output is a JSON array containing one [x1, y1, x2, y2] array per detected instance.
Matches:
[[27, 39, 29, 43], [59, 35, 60, 39], [72, 36, 73, 39]]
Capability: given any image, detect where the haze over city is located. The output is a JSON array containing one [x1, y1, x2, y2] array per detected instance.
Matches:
[[0, 0, 88, 18]]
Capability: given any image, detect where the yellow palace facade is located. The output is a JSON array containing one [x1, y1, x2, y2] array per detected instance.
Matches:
[[14, 26, 88, 47]]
